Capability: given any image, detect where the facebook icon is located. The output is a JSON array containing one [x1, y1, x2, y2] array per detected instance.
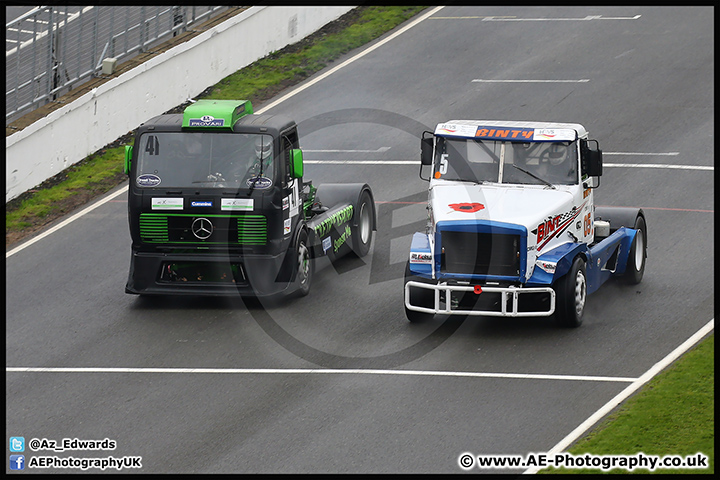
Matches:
[[10, 454, 25, 470]]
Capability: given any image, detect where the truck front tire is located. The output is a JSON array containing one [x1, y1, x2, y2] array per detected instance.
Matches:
[[554, 257, 586, 328], [294, 229, 313, 297], [404, 261, 435, 323]]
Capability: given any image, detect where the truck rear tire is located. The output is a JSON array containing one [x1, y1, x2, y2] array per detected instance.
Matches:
[[554, 257, 586, 328], [624, 215, 646, 285], [404, 261, 434, 323], [351, 190, 374, 258]]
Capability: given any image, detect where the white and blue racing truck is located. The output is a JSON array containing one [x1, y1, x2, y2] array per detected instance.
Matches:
[[404, 121, 647, 326]]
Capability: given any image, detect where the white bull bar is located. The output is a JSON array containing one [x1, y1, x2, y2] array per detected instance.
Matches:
[[404, 281, 555, 317]]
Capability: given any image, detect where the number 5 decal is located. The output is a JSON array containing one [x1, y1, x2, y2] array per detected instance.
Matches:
[[583, 212, 593, 237], [438, 153, 448, 175]]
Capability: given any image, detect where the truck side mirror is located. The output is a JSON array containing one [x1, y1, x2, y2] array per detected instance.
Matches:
[[421, 136, 433, 166], [581, 139, 602, 187], [290, 148, 304, 179], [419, 132, 434, 181], [124, 145, 133, 175]]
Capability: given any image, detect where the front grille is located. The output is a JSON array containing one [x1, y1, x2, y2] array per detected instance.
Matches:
[[236, 215, 267, 245], [440, 230, 520, 276], [139, 215, 169, 242], [139, 214, 267, 245]]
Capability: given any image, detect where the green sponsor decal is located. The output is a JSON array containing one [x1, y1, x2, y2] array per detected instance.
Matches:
[[334, 224, 352, 253], [313, 205, 353, 238]]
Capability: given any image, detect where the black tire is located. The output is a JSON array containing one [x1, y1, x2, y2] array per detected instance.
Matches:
[[554, 257, 587, 328], [293, 229, 313, 297], [624, 215, 647, 285], [404, 261, 434, 323], [351, 190, 374, 258]]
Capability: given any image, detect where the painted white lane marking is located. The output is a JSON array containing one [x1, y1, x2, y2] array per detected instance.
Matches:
[[431, 15, 641, 21], [303, 147, 391, 153], [5, 366, 636, 383], [6, 185, 128, 259], [6, 159, 710, 259], [305, 160, 416, 164], [255, 6, 446, 115], [302, 159, 712, 171], [523, 318, 714, 474], [473, 79, 590, 83], [604, 163, 713, 171], [604, 151, 679, 156]]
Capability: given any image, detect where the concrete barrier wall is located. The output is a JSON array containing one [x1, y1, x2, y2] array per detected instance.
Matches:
[[5, 6, 354, 202]]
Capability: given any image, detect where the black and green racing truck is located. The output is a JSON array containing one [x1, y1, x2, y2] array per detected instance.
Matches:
[[124, 99, 376, 297]]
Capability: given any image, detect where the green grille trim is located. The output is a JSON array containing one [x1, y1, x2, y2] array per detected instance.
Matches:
[[138, 213, 267, 245], [237, 215, 267, 245], [139, 216, 169, 242]]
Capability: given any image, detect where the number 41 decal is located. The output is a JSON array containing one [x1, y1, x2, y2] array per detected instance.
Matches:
[[145, 135, 160, 155]]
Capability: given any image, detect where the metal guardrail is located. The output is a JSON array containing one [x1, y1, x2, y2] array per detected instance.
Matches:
[[6, 6, 228, 125]]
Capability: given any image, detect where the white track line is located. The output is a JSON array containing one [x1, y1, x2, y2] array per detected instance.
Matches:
[[304, 159, 711, 171], [6, 185, 128, 259], [473, 79, 590, 83], [522, 318, 715, 474], [255, 6, 445, 115], [604, 163, 712, 171], [430, 15, 641, 22], [5, 366, 636, 383]]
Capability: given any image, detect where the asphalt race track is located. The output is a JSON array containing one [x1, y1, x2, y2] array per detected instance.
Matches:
[[6, 6, 714, 474]]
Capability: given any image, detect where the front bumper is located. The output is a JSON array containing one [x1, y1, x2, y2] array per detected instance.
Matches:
[[404, 281, 555, 317], [125, 249, 291, 297]]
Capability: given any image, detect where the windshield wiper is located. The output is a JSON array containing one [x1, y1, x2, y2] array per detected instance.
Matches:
[[512, 165, 556, 189], [247, 150, 266, 196]]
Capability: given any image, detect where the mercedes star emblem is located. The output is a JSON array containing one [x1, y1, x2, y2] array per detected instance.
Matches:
[[191, 217, 213, 240]]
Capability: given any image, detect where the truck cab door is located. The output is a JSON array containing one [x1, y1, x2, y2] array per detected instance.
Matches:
[[281, 128, 302, 238]]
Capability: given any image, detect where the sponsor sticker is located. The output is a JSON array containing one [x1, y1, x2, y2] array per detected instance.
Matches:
[[475, 126, 534, 140], [136, 174, 161, 187], [221, 198, 253, 211], [410, 252, 433, 264], [283, 218, 292, 235], [151, 197, 183, 210], [191, 201, 213, 207], [322, 236, 332, 253], [283, 196, 289, 210], [187, 115, 225, 127], [533, 128, 576, 141], [435, 123, 479, 138], [246, 177, 273, 189]]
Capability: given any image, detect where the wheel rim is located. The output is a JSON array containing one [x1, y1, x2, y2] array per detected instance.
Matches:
[[297, 242, 310, 286], [634, 230, 645, 271], [574, 269, 586, 317], [358, 202, 371, 244]]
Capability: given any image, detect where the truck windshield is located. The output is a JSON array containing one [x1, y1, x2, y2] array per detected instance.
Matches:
[[434, 137, 578, 185], [135, 132, 274, 188]]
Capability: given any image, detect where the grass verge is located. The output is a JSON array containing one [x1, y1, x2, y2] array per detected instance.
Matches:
[[540, 333, 714, 474]]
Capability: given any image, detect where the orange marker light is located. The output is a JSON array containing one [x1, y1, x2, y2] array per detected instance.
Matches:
[[434, 171, 441, 179]]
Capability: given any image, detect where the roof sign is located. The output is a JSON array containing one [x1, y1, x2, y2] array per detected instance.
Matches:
[[182, 100, 253, 130], [436, 123, 577, 142]]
